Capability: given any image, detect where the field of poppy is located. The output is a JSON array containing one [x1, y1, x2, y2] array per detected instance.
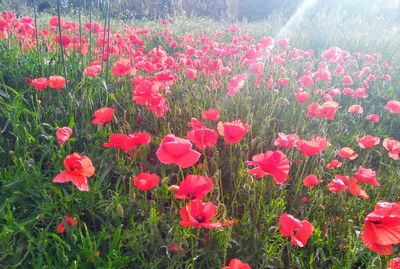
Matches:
[[1, 6, 400, 269]]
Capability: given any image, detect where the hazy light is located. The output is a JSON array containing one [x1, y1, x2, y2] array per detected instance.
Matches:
[[275, 0, 319, 39]]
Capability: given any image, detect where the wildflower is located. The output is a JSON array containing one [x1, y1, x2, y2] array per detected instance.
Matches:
[[357, 135, 380, 149], [279, 213, 314, 247], [49, 75, 65, 89], [103, 132, 151, 153], [56, 127, 73, 145], [202, 108, 220, 121], [133, 172, 160, 191], [303, 174, 322, 188], [31, 77, 48, 91], [296, 137, 329, 156], [53, 153, 95, 192], [179, 200, 222, 229], [362, 202, 400, 255], [156, 134, 201, 168], [174, 175, 213, 200], [248, 150, 290, 184], [91, 107, 115, 125], [217, 120, 249, 144], [386, 100, 400, 114], [187, 128, 218, 150], [337, 147, 358, 160], [222, 259, 251, 269]]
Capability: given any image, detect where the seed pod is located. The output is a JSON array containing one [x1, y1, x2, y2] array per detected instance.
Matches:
[[117, 204, 124, 218]]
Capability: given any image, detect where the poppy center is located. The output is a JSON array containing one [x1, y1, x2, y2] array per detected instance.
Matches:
[[370, 220, 381, 224], [195, 216, 205, 223]]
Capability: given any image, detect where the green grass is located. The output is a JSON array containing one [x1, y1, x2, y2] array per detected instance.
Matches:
[[1, 5, 400, 269]]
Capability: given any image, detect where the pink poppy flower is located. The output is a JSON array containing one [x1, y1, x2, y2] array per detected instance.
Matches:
[[56, 127, 73, 145], [247, 150, 290, 184], [357, 135, 380, 149], [91, 107, 115, 125], [279, 213, 314, 247], [337, 147, 358, 160], [386, 100, 400, 114], [133, 172, 160, 191], [217, 120, 249, 144], [156, 134, 201, 168], [53, 153, 96, 192], [365, 114, 380, 123], [179, 200, 222, 229], [354, 166, 379, 186], [201, 108, 220, 121], [303, 174, 322, 188], [348, 105, 363, 114]]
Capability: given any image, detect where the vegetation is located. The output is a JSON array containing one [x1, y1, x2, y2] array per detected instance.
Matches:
[[1, 2, 400, 268]]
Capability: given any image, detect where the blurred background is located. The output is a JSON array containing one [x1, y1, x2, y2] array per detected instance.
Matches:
[[2, 0, 400, 21]]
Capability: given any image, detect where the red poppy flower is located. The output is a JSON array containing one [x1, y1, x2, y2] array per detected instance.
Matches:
[[277, 77, 289, 88], [31, 77, 48, 91], [187, 127, 218, 150], [84, 65, 102, 77], [189, 117, 206, 129], [57, 222, 66, 234], [294, 90, 309, 104], [326, 159, 342, 170], [279, 213, 314, 247], [277, 38, 289, 47], [53, 153, 96, 192], [274, 132, 299, 148], [357, 135, 380, 149], [299, 75, 313, 88], [356, 88, 367, 98], [318, 101, 340, 120], [55, 34, 72, 48], [174, 175, 213, 200], [133, 172, 160, 191], [222, 259, 251, 269], [160, 18, 169, 25], [91, 107, 115, 125], [103, 132, 151, 153], [303, 174, 322, 188], [156, 134, 201, 168], [362, 202, 400, 255], [227, 73, 247, 96], [387, 257, 400, 269], [383, 138, 400, 160], [112, 58, 132, 76], [56, 127, 73, 145], [247, 150, 290, 184], [179, 200, 222, 229], [365, 114, 380, 123], [308, 105, 324, 118], [348, 178, 369, 199], [337, 147, 358, 160], [49, 75, 66, 89], [343, 75, 353, 86], [202, 108, 220, 121], [348, 105, 363, 114], [386, 100, 400, 114], [217, 120, 249, 144], [64, 215, 77, 227], [354, 166, 379, 186], [296, 137, 329, 156], [49, 16, 64, 28], [168, 243, 185, 254], [328, 176, 348, 193]]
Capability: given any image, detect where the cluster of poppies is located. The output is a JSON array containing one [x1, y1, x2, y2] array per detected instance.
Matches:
[[30, 75, 66, 90], [3, 9, 400, 268]]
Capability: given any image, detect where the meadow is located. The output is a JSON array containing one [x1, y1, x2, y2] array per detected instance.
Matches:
[[1, 4, 400, 269]]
